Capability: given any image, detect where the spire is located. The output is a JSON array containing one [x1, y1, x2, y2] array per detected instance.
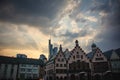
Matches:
[[75, 40, 79, 46], [59, 44, 62, 51]]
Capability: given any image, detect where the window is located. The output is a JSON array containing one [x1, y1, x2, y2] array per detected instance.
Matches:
[[62, 58, 64, 61], [58, 58, 60, 62], [77, 60, 80, 62], [4, 64, 8, 77], [60, 55, 61, 57], [95, 58, 103, 60], [33, 65, 38, 67], [81, 55, 83, 59], [27, 65, 32, 67], [11, 65, 14, 76], [20, 73, 25, 78], [20, 68, 25, 72], [21, 64, 26, 67], [60, 64, 62, 67], [27, 69, 32, 72], [77, 52, 79, 54], [33, 69, 38, 72], [76, 55, 79, 58], [56, 64, 59, 67], [73, 56, 75, 59], [0, 64, 1, 69], [26, 73, 32, 78], [64, 64, 66, 67], [33, 74, 38, 78], [97, 54, 99, 56]]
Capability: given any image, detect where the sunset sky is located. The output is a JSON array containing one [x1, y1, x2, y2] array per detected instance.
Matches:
[[0, 0, 120, 59]]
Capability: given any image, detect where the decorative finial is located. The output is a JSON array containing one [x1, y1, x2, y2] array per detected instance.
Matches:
[[59, 44, 62, 51], [75, 40, 79, 46]]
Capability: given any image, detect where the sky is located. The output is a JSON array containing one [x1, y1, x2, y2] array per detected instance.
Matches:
[[0, 0, 120, 59]]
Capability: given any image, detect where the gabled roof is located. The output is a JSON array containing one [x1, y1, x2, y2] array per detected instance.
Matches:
[[46, 45, 68, 65], [103, 50, 113, 60], [115, 48, 120, 57], [45, 58, 54, 65], [103, 48, 120, 60], [0, 56, 44, 66], [86, 49, 97, 59], [64, 49, 71, 59]]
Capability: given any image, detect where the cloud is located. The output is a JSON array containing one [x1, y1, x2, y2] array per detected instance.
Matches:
[[0, 0, 120, 58], [76, 13, 98, 22], [0, 23, 40, 50], [90, 0, 120, 51], [0, 0, 67, 30]]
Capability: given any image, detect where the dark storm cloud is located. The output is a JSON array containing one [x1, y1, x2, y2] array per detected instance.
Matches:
[[0, 0, 66, 27], [91, 0, 120, 51]]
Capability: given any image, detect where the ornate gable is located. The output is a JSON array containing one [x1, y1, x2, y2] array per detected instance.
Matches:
[[54, 45, 67, 69], [92, 47, 107, 62], [68, 40, 89, 64]]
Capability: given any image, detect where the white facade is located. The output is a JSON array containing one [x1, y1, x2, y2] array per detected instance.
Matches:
[[67, 40, 91, 80], [54, 45, 67, 79], [90, 44, 109, 77], [92, 48, 107, 62]]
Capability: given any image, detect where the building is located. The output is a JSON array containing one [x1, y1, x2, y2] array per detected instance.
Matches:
[[39, 54, 47, 63], [45, 45, 67, 80], [48, 39, 58, 60], [39, 54, 47, 79], [17, 54, 27, 58], [87, 43, 109, 80], [49, 39, 53, 59], [54, 45, 67, 80], [53, 47, 58, 55], [17, 56, 43, 80], [68, 40, 91, 80], [0, 54, 44, 80], [103, 48, 120, 80], [45, 40, 120, 80], [45, 40, 91, 80], [0, 56, 18, 80]]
